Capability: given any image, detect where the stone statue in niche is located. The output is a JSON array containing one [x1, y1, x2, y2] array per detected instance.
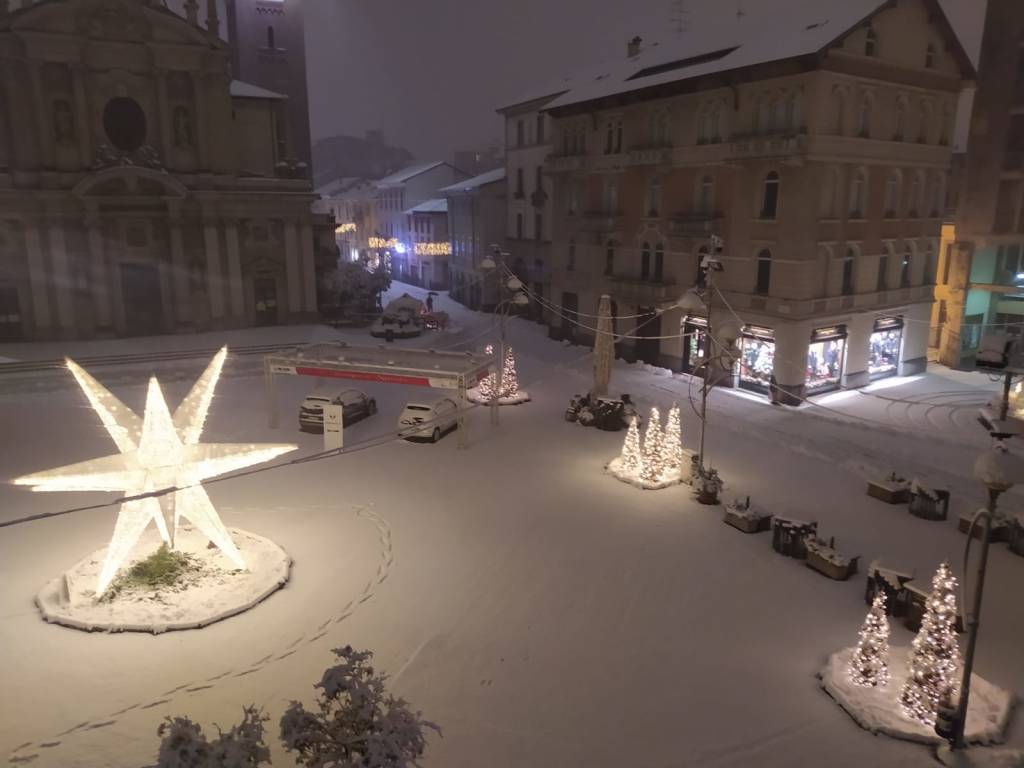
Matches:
[[173, 105, 193, 148], [53, 100, 76, 145]]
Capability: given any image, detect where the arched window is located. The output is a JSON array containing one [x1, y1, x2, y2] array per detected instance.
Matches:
[[925, 42, 936, 69], [849, 170, 867, 218], [641, 242, 651, 279], [924, 243, 935, 284], [699, 174, 714, 214], [884, 172, 900, 218], [699, 110, 712, 144], [654, 244, 664, 281], [908, 173, 923, 217], [857, 99, 872, 138], [614, 119, 623, 153], [918, 104, 932, 144], [773, 98, 786, 131], [759, 98, 772, 133], [940, 106, 953, 146], [751, 96, 761, 133], [833, 90, 846, 135], [841, 249, 856, 296], [604, 120, 614, 154], [605, 240, 615, 276], [877, 246, 891, 291], [901, 247, 912, 288], [647, 177, 662, 217], [865, 27, 877, 57], [894, 101, 906, 141], [761, 171, 780, 219], [820, 167, 839, 219], [567, 238, 576, 271], [785, 93, 801, 131], [755, 249, 772, 296], [266, 25, 275, 49], [709, 107, 721, 143]]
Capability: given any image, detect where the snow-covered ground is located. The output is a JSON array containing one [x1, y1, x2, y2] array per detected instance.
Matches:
[[1, 283, 1022, 767]]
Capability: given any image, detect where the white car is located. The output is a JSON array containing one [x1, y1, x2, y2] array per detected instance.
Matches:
[[299, 389, 377, 432], [398, 398, 459, 442]]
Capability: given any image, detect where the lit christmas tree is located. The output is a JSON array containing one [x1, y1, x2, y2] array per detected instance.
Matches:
[[477, 344, 497, 401], [900, 562, 962, 726], [848, 592, 891, 688], [500, 347, 519, 397], [641, 407, 665, 484], [664, 403, 683, 474], [618, 417, 644, 477]]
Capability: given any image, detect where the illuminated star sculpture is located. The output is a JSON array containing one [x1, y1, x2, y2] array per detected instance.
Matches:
[[14, 347, 297, 595]]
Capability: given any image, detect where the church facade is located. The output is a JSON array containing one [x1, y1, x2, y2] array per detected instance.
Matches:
[[0, 0, 331, 341]]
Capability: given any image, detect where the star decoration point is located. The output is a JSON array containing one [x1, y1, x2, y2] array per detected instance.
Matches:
[[15, 346, 297, 595]]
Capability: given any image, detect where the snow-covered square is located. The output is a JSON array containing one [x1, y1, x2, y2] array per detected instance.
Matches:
[[1, 285, 1022, 768]]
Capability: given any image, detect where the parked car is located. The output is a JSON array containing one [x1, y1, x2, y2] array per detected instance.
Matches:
[[398, 398, 459, 442], [299, 389, 377, 432]]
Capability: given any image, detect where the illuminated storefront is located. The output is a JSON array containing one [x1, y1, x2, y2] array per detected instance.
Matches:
[[738, 325, 775, 392], [681, 315, 709, 374], [869, 316, 904, 379], [806, 325, 847, 393]]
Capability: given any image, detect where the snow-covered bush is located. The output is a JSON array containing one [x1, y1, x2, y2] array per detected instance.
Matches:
[[156, 705, 270, 767], [280, 645, 441, 767]]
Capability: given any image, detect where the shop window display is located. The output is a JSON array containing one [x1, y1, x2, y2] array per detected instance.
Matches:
[[806, 326, 846, 391], [739, 327, 775, 390], [869, 317, 903, 377], [683, 316, 709, 373]]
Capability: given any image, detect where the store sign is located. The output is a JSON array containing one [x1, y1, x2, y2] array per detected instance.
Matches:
[[811, 325, 848, 342], [414, 242, 452, 256], [743, 324, 775, 340], [873, 316, 904, 332], [368, 237, 399, 249], [323, 403, 344, 450]]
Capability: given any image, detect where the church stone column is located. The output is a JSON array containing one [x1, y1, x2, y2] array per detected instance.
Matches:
[[155, 69, 173, 160], [24, 219, 52, 332], [192, 73, 209, 170], [203, 218, 225, 320], [71, 64, 92, 168], [168, 214, 191, 327], [299, 220, 317, 312], [85, 211, 112, 329], [29, 63, 53, 169], [224, 218, 245, 318], [284, 220, 303, 314], [46, 216, 75, 332]]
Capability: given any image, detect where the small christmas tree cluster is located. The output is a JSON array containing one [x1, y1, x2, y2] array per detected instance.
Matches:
[[848, 592, 891, 688], [841, 562, 963, 728], [477, 344, 519, 401], [900, 562, 961, 726], [614, 404, 684, 486]]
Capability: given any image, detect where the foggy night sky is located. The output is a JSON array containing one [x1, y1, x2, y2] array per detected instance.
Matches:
[[303, 0, 986, 163]]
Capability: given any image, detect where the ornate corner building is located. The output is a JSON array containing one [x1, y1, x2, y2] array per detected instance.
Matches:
[[0, 0, 332, 341]]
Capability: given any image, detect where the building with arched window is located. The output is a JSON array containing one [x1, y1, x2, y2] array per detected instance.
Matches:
[[524, 0, 971, 399], [0, 0, 337, 340]]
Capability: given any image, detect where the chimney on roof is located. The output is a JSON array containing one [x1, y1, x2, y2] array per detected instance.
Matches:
[[627, 36, 643, 58]]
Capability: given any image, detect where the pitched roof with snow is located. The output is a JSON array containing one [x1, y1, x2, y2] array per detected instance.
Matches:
[[440, 167, 505, 193], [405, 198, 448, 215], [376, 161, 449, 186], [230, 80, 288, 100], [538, 0, 972, 113]]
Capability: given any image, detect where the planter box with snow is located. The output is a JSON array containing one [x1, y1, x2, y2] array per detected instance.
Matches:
[[1009, 517, 1024, 558], [865, 561, 914, 617], [722, 497, 772, 533], [957, 513, 1012, 543], [866, 476, 911, 505], [771, 517, 817, 559], [908, 487, 950, 521], [805, 539, 860, 581]]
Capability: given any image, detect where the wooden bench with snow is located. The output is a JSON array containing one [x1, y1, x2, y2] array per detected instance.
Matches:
[[722, 496, 773, 534], [771, 516, 817, 559], [804, 536, 860, 581], [865, 472, 911, 505]]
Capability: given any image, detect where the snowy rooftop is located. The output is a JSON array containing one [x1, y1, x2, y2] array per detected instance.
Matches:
[[375, 161, 449, 187], [229, 80, 288, 100], [404, 198, 448, 215], [440, 167, 505, 193], [533, 0, 970, 113]]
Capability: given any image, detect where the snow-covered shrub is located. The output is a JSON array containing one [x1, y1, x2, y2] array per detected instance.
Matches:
[[156, 705, 270, 767], [280, 645, 441, 767]]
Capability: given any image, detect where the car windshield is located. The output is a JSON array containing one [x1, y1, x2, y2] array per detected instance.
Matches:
[[305, 397, 330, 404], [406, 405, 431, 411], [338, 391, 362, 403]]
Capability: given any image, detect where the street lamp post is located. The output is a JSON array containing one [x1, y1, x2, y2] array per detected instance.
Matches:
[[480, 245, 527, 427]]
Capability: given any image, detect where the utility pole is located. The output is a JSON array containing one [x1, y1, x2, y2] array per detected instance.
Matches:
[[697, 231, 724, 476]]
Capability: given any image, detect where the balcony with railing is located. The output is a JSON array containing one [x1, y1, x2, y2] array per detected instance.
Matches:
[[669, 211, 723, 237], [626, 143, 673, 166], [606, 274, 679, 304], [721, 283, 934, 319], [580, 210, 624, 233], [727, 131, 806, 160], [546, 154, 587, 174]]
